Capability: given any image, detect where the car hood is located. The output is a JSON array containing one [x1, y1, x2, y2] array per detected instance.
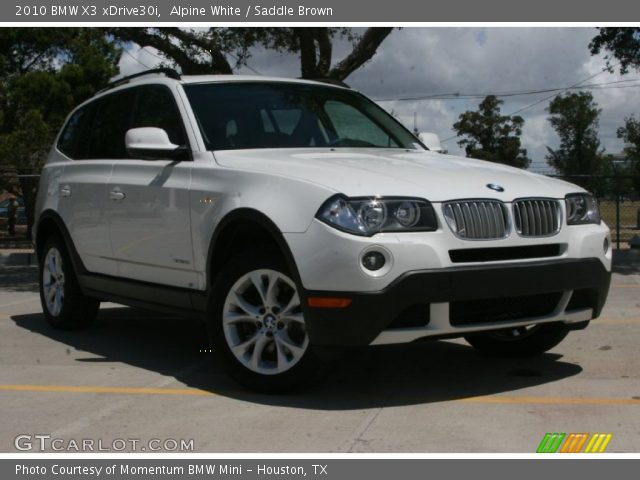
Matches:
[[214, 148, 583, 202]]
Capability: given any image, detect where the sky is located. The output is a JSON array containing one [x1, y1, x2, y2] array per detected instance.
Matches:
[[118, 27, 640, 173]]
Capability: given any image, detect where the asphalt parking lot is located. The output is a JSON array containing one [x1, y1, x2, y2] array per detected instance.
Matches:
[[1, 249, 639, 453]]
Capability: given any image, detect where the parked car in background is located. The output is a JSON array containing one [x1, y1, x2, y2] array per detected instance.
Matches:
[[0, 197, 27, 226]]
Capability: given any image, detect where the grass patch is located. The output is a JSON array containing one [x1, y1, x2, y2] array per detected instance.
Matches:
[[600, 200, 640, 246]]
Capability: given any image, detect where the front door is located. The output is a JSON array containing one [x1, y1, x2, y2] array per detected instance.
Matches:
[[107, 85, 196, 288]]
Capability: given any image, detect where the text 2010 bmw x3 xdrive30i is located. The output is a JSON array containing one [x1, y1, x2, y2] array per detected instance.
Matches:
[[34, 69, 611, 391]]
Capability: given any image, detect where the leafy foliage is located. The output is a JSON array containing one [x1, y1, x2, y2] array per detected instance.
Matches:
[[109, 27, 392, 80], [0, 28, 121, 233], [589, 27, 640, 74], [617, 116, 640, 194], [545, 92, 611, 193], [453, 95, 530, 168]]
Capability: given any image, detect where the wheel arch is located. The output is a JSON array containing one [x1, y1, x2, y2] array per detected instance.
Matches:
[[35, 210, 86, 275], [206, 208, 303, 292]]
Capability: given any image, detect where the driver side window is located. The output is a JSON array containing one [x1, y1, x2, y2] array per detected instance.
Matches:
[[131, 85, 187, 147]]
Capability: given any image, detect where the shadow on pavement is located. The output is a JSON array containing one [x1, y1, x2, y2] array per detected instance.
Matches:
[[612, 250, 640, 275], [11, 306, 582, 410]]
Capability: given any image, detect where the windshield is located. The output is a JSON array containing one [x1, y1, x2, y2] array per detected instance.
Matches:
[[183, 82, 424, 151]]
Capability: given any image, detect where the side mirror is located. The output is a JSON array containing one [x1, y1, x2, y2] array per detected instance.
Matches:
[[125, 127, 190, 161], [418, 132, 445, 153]]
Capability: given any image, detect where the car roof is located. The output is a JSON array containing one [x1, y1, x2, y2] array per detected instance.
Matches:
[[178, 74, 347, 88], [104, 73, 349, 94], [71, 73, 351, 118]]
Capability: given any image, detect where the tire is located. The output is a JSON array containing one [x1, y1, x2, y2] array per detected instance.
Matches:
[[464, 322, 570, 358], [207, 250, 320, 393], [39, 235, 100, 330]]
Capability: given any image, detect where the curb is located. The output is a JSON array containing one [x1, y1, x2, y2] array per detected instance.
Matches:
[[0, 250, 37, 266], [0, 241, 33, 249]]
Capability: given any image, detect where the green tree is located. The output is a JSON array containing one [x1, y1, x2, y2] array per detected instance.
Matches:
[[589, 28, 640, 195], [453, 95, 530, 168], [0, 28, 121, 235], [109, 27, 393, 81], [546, 92, 610, 193], [589, 27, 640, 74], [617, 116, 640, 194]]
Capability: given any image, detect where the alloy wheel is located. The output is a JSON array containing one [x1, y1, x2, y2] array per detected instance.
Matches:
[[42, 247, 65, 317], [222, 269, 308, 375]]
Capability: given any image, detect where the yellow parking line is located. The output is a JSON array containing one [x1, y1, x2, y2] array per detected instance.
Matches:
[[0, 384, 214, 396], [1, 385, 639, 405], [458, 395, 640, 405], [611, 284, 640, 288], [596, 317, 640, 324]]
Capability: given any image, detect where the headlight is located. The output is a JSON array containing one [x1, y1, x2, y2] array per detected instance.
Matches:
[[316, 195, 438, 236], [565, 193, 601, 225]]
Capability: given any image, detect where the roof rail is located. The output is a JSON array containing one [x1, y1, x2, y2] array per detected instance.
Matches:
[[99, 68, 181, 93], [305, 77, 350, 88]]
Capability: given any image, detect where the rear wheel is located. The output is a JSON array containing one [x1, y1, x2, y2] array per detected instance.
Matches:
[[207, 250, 320, 392], [39, 235, 99, 329], [464, 322, 570, 358]]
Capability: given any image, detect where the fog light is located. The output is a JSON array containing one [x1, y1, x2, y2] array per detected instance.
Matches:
[[604, 237, 610, 253], [362, 251, 386, 271]]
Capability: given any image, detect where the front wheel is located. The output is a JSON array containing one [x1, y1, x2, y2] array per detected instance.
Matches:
[[464, 322, 570, 358], [207, 251, 320, 392]]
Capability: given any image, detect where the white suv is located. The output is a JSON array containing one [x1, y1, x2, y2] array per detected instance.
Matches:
[[34, 69, 612, 391]]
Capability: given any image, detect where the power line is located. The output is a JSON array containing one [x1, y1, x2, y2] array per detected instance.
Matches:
[[507, 64, 616, 117], [375, 77, 639, 103], [226, 51, 263, 76], [141, 45, 262, 76], [140, 46, 167, 63], [439, 63, 620, 145], [122, 47, 152, 70]]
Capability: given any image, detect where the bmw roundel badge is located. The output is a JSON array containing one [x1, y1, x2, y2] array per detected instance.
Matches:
[[486, 183, 505, 192]]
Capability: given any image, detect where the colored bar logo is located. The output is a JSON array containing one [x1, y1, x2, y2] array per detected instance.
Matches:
[[537, 433, 612, 453]]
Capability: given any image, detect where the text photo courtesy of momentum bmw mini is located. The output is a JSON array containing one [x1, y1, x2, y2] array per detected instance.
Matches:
[[34, 69, 611, 392]]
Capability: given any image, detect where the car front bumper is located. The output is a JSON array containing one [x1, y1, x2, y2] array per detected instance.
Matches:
[[300, 258, 611, 347]]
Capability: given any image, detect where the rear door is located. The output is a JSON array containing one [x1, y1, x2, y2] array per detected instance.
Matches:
[[55, 99, 116, 275], [107, 84, 196, 288]]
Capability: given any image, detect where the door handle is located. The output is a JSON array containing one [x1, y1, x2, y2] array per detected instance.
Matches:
[[60, 186, 71, 198], [109, 190, 126, 201]]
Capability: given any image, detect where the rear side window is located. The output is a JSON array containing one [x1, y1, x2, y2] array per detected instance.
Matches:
[[131, 85, 186, 146], [57, 103, 96, 159], [87, 89, 136, 159], [57, 85, 186, 160]]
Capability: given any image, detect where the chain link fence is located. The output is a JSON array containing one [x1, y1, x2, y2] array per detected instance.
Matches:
[[548, 174, 640, 249]]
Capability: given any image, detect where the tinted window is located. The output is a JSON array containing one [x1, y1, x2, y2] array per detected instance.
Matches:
[[57, 103, 96, 159], [131, 85, 186, 146], [183, 82, 423, 151], [324, 101, 396, 147], [87, 89, 135, 159]]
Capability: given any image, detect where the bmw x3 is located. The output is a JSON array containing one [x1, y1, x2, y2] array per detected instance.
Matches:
[[34, 69, 612, 391]]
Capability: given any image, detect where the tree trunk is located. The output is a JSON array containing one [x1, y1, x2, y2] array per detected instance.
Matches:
[[328, 28, 393, 80]]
